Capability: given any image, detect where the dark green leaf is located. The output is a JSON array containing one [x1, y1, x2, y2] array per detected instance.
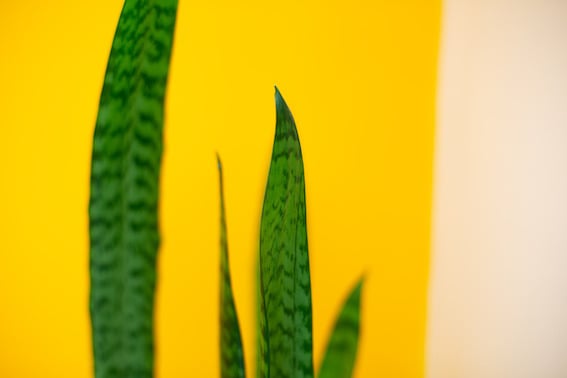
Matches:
[[257, 87, 314, 378], [88, 1, 177, 377], [256, 255, 269, 378], [318, 278, 364, 378], [218, 155, 246, 378]]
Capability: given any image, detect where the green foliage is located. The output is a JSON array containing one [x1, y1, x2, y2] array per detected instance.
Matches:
[[252, 89, 363, 378], [218, 156, 246, 378], [318, 278, 365, 378], [89, 4, 363, 378], [256, 88, 314, 378], [88, 0, 178, 377]]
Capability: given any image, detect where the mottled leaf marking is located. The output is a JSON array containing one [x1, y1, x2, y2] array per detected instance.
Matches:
[[257, 255, 270, 378], [318, 278, 364, 378], [218, 155, 246, 378], [258, 87, 314, 378], [88, 1, 177, 377]]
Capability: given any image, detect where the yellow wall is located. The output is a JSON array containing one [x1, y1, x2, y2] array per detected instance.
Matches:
[[0, 1, 440, 377]]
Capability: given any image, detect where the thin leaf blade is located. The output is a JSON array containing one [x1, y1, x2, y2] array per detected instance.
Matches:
[[218, 156, 246, 378], [318, 278, 364, 378], [258, 87, 314, 378], [88, 1, 178, 377]]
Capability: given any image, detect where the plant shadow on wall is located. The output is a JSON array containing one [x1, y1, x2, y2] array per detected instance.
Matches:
[[88, 1, 364, 378]]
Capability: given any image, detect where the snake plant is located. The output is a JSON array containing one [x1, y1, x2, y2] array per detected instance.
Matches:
[[221, 88, 365, 378], [89, 1, 364, 378], [89, 0, 177, 377]]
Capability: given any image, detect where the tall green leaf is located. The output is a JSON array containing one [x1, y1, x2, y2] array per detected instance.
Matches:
[[217, 155, 246, 378], [318, 278, 364, 378], [257, 87, 314, 378], [88, 1, 177, 377]]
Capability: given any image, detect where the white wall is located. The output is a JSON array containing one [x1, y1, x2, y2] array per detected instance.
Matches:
[[427, 1, 567, 377]]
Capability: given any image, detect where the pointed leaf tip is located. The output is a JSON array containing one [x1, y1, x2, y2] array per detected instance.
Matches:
[[216, 152, 223, 172], [318, 277, 365, 378], [218, 158, 246, 378], [274, 86, 285, 111], [273, 87, 297, 133]]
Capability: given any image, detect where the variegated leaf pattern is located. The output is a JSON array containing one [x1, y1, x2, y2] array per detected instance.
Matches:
[[88, 1, 177, 377], [217, 155, 246, 378], [257, 255, 270, 378], [318, 278, 364, 378], [258, 87, 314, 378]]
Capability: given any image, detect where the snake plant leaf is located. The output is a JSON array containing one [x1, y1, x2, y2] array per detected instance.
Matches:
[[256, 254, 269, 378], [317, 278, 364, 378], [88, 1, 177, 377], [217, 155, 246, 378], [257, 87, 314, 378]]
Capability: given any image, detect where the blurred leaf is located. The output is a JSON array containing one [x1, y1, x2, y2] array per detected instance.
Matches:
[[318, 278, 364, 378], [218, 155, 246, 378], [88, 1, 177, 377], [257, 87, 314, 378]]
